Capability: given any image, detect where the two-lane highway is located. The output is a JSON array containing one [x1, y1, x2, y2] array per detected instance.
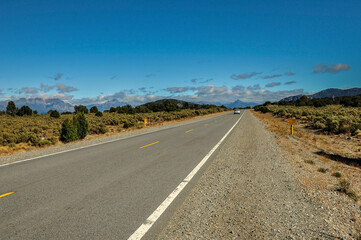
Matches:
[[0, 110, 245, 239]]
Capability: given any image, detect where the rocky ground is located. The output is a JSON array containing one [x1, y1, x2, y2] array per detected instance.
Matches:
[[157, 110, 361, 239]]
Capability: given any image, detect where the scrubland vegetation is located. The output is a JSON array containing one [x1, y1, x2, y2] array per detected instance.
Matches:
[[255, 95, 361, 136], [253, 95, 361, 206], [0, 100, 228, 154]]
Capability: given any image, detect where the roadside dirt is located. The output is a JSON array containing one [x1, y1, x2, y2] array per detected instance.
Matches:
[[157, 110, 361, 239]]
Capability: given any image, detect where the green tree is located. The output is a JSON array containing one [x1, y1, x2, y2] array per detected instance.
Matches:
[[60, 119, 78, 143], [73, 113, 89, 139], [95, 111, 103, 117], [6, 101, 17, 116], [116, 105, 135, 114], [17, 105, 33, 116], [182, 102, 189, 109], [164, 100, 179, 112], [74, 105, 89, 114], [145, 102, 165, 112], [135, 106, 151, 113], [90, 106, 99, 113]]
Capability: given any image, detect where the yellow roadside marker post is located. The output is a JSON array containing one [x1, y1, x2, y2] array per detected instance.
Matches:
[[287, 119, 296, 135], [143, 118, 148, 128]]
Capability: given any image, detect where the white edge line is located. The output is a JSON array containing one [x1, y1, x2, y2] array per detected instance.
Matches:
[[128, 111, 245, 240], [0, 112, 231, 168]]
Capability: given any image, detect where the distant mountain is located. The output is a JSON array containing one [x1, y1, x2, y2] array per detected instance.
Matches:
[[281, 88, 361, 101], [0, 98, 73, 113], [87, 99, 128, 112], [224, 100, 258, 109], [153, 99, 189, 107]]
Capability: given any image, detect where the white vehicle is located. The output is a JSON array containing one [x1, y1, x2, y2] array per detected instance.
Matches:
[[234, 108, 241, 114]]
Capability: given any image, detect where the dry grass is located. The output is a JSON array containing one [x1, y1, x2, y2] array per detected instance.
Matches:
[[0, 110, 229, 156], [253, 110, 361, 205]]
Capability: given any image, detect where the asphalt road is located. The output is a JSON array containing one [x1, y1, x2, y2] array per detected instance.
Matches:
[[0, 110, 244, 239]]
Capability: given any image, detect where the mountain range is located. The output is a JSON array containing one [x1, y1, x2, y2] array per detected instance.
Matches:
[[281, 88, 361, 101], [1, 87, 359, 113], [0, 98, 74, 113]]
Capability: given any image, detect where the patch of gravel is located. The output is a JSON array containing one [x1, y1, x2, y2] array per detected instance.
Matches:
[[157, 110, 357, 239], [0, 113, 228, 166]]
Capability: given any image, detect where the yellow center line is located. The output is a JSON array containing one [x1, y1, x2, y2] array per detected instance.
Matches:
[[185, 129, 193, 133], [140, 141, 159, 149], [0, 192, 14, 198], [204, 124, 209, 126]]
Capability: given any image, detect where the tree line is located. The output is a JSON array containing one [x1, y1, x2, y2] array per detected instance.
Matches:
[[273, 94, 361, 108], [1, 100, 227, 117]]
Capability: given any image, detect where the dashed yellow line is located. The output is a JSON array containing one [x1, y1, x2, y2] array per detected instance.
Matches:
[[185, 129, 193, 133], [204, 124, 209, 126], [140, 141, 159, 149], [0, 192, 14, 198]]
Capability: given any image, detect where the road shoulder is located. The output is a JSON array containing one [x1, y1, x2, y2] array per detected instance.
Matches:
[[157, 110, 360, 239]]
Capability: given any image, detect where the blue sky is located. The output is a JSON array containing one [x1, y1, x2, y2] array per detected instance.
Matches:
[[0, 0, 360, 105]]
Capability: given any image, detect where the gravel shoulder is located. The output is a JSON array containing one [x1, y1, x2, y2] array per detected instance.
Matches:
[[157, 110, 358, 239], [0, 112, 228, 166]]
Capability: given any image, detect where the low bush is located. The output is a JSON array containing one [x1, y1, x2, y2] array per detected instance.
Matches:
[[304, 159, 315, 165], [317, 167, 327, 173], [95, 111, 103, 117], [73, 113, 89, 140], [49, 110, 60, 118], [60, 119, 78, 143]]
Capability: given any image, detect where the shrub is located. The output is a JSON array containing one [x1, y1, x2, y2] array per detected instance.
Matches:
[[61, 111, 73, 115], [90, 123, 108, 134], [73, 113, 89, 139], [49, 110, 60, 118], [335, 180, 350, 193], [8, 143, 16, 148], [123, 121, 130, 128], [317, 167, 327, 173], [90, 106, 99, 113], [254, 106, 270, 113], [332, 172, 342, 178], [60, 119, 78, 143], [95, 111, 103, 117], [304, 159, 315, 165]]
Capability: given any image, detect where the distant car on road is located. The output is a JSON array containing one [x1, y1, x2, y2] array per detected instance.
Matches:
[[234, 108, 241, 114]]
